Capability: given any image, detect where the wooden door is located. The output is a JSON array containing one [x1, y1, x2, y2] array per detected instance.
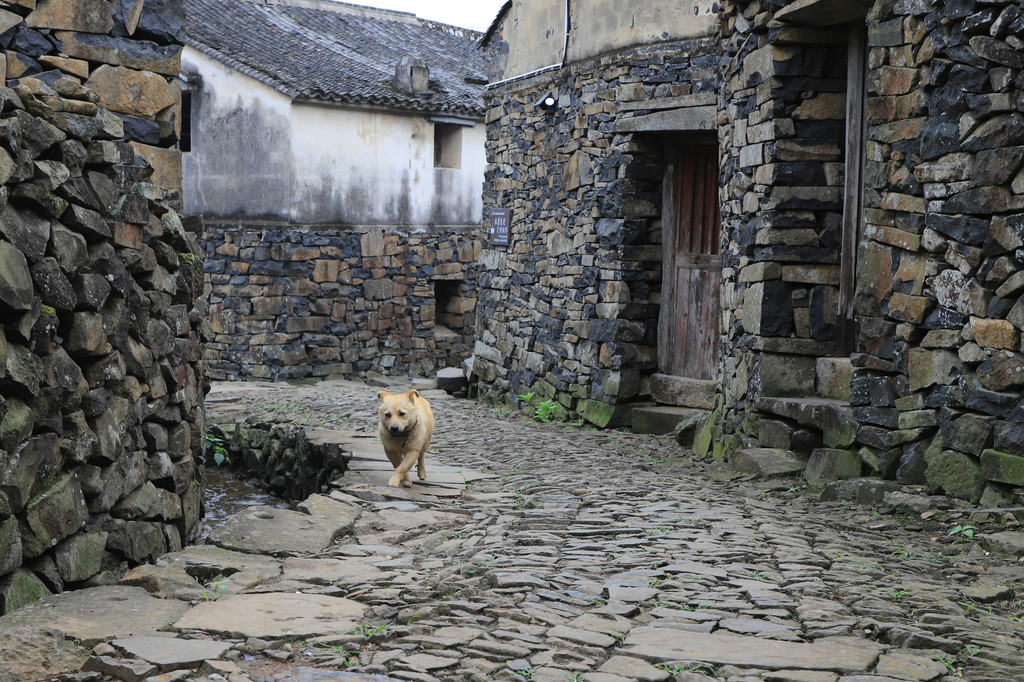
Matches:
[[658, 145, 721, 379]]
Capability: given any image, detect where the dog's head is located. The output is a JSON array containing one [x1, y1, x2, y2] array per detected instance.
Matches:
[[377, 389, 420, 437]]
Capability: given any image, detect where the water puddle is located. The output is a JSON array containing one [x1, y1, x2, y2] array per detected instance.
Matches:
[[202, 467, 289, 540]]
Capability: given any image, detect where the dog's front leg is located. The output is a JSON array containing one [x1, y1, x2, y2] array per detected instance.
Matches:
[[389, 450, 420, 488]]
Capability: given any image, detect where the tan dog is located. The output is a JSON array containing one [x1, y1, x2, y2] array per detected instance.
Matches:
[[377, 389, 434, 488]]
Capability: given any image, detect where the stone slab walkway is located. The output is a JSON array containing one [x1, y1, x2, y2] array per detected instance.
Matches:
[[1, 379, 1022, 682]]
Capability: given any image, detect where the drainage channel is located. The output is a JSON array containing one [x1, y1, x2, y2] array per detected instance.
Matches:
[[201, 466, 289, 541]]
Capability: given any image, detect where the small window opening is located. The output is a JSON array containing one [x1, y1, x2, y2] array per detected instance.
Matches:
[[433, 279, 466, 338], [433, 123, 461, 169], [179, 90, 192, 153]]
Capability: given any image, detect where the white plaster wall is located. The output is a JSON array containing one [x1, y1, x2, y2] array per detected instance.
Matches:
[[290, 106, 485, 226], [490, 0, 719, 82], [182, 47, 296, 220], [182, 46, 485, 226]]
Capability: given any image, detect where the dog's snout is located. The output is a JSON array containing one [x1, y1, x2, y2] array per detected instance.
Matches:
[[390, 425, 402, 435]]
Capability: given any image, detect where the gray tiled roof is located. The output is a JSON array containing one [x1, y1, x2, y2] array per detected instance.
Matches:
[[185, 0, 486, 118]]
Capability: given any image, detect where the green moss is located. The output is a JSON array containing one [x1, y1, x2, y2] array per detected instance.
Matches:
[[178, 252, 196, 265], [40, 304, 56, 317]]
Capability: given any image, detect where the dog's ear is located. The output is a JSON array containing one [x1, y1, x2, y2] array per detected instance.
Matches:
[[406, 389, 419, 399], [377, 391, 390, 400]]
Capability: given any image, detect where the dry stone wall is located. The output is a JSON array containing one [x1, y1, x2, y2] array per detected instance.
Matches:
[[718, 0, 1024, 504], [714, 5, 852, 457], [476, 39, 719, 426], [203, 224, 479, 381], [0, 0, 202, 616]]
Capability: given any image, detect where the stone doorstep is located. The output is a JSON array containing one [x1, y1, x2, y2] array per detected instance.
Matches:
[[631, 405, 704, 436], [755, 396, 852, 427], [731, 448, 807, 479], [649, 374, 717, 409]]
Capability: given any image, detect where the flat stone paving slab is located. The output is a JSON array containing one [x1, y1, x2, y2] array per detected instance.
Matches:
[[623, 628, 881, 673], [173, 592, 365, 639], [282, 557, 383, 584], [274, 668, 401, 681], [111, 636, 233, 672], [156, 544, 282, 595], [0, 586, 188, 645], [208, 506, 354, 556], [0, 626, 89, 682]]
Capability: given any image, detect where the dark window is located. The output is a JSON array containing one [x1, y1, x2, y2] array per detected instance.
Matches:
[[179, 90, 192, 153], [433, 123, 461, 169]]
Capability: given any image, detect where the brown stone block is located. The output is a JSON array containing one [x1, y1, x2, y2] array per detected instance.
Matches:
[[856, 242, 895, 301], [286, 317, 327, 333], [874, 66, 919, 96], [113, 221, 142, 249], [893, 251, 926, 295], [969, 318, 1017, 350], [458, 241, 476, 262], [887, 293, 931, 324], [27, 0, 113, 32], [791, 92, 844, 120], [129, 142, 181, 192], [252, 297, 287, 316], [226, 261, 250, 275], [864, 224, 921, 251], [214, 243, 238, 257], [781, 264, 839, 285], [268, 244, 318, 261], [360, 231, 384, 257], [313, 259, 340, 283], [0, 9, 20, 35], [87, 65, 174, 118], [907, 348, 962, 391]]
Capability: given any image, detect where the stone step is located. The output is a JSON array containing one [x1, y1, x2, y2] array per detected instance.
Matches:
[[649, 374, 716, 409], [731, 448, 807, 479], [631, 406, 709, 436], [755, 396, 856, 449], [436, 366, 468, 394]]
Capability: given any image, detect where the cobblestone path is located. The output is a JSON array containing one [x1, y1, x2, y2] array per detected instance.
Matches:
[[204, 380, 1024, 682], [3, 380, 1022, 682]]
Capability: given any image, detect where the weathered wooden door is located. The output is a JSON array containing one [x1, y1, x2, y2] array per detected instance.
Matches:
[[658, 145, 721, 379]]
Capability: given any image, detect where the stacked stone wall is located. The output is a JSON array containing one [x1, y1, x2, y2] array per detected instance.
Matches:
[[0, 0, 203, 616], [853, 0, 1024, 504], [715, 5, 850, 456], [476, 40, 719, 425], [203, 223, 479, 381], [719, 0, 1024, 504], [216, 420, 349, 502]]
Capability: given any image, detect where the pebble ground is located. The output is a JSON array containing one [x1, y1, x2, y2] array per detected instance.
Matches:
[[197, 379, 1024, 682]]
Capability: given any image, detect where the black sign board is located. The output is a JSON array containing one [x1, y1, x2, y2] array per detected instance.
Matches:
[[489, 208, 511, 246]]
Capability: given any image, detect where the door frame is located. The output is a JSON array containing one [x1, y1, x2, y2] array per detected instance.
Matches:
[[658, 135, 722, 379]]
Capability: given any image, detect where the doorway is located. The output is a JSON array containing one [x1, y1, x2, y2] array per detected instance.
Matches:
[[658, 144, 721, 380]]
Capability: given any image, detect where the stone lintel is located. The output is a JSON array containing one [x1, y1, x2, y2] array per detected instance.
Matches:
[[775, 0, 874, 27], [612, 105, 716, 133]]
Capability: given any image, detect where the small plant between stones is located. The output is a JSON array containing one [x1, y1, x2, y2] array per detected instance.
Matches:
[[201, 578, 229, 601], [657, 662, 718, 677], [516, 392, 559, 423], [205, 427, 231, 466], [947, 524, 977, 543]]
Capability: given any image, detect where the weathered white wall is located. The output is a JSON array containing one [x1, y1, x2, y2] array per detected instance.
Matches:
[[182, 46, 485, 226], [489, 0, 718, 82]]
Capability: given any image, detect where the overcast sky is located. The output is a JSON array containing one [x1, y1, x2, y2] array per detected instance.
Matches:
[[356, 0, 507, 31]]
